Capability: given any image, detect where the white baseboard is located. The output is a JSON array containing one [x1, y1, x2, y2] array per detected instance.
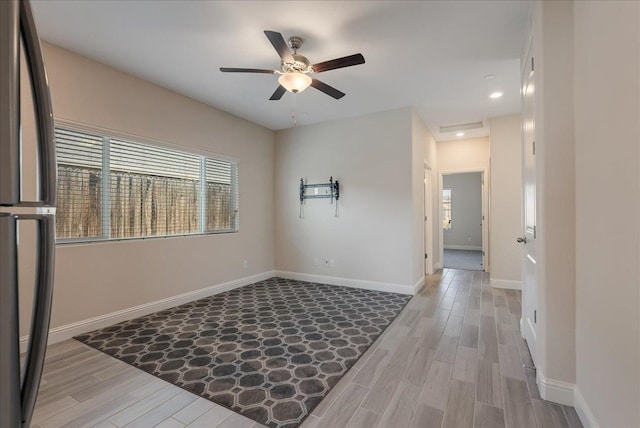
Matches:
[[573, 385, 601, 428], [413, 276, 426, 293], [434, 262, 443, 270], [536, 367, 575, 406], [20, 270, 276, 353], [274, 270, 417, 295], [444, 245, 482, 251], [490, 278, 522, 290]]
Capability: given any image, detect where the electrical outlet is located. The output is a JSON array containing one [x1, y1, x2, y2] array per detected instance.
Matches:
[[329, 259, 335, 267], [243, 260, 248, 269], [324, 259, 329, 266]]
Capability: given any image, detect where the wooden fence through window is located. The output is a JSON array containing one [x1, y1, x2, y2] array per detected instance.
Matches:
[[56, 166, 233, 240]]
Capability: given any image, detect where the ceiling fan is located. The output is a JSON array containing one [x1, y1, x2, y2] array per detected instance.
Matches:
[[220, 31, 365, 100]]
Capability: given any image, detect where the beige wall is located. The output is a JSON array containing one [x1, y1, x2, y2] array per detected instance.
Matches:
[[19, 43, 275, 335], [489, 114, 523, 285], [443, 173, 482, 249], [437, 137, 490, 172], [574, 1, 640, 426], [274, 108, 418, 291], [412, 111, 440, 276]]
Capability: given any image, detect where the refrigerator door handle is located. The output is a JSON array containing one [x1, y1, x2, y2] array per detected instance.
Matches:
[[20, 0, 56, 207], [18, 214, 55, 428], [0, 0, 20, 206], [0, 214, 21, 428]]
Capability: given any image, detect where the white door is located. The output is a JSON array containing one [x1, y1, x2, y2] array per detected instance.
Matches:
[[521, 42, 538, 365], [424, 168, 433, 275]]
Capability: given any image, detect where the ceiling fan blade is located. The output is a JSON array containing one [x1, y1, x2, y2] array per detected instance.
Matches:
[[219, 67, 276, 74], [269, 85, 287, 100], [311, 78, 345, 99], [264, 30, 294, 63], [312, 53, 365, 73]]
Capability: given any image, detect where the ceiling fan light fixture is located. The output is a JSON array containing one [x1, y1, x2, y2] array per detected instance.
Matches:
[[278, 72, 312, 93]]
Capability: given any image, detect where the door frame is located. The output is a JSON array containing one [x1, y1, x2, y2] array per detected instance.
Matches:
[[424, 163, 433, 275], [439, 168, 490, 272]]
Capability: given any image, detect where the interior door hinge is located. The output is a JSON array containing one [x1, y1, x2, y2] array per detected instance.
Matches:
[[531, 57, 534, 71], [532, 141, 536, 155], [534, 310, 537, 323], [425, 253, 428, 259], [533, 225, 537, 239]]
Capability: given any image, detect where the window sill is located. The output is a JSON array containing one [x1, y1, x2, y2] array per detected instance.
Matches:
[[56, 230, 238, 247]]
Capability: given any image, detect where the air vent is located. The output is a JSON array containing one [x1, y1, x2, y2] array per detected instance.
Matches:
[[439, 121, 484, 133]]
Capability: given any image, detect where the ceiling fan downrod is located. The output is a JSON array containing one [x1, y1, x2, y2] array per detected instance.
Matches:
[[288, 36, 303, 53]]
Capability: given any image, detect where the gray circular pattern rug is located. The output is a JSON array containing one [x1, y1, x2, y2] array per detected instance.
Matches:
[[75, 277, 411, 427]]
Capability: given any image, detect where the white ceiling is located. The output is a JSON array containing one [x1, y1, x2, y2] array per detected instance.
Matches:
[[31, 0, 531, 141]]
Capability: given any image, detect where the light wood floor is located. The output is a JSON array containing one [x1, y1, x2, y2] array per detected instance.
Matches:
[[443, 249, 483, 271], [31, 269, 582, 428]]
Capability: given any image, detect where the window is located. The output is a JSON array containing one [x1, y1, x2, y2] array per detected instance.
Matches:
[[55, 127, 238, 242], [443, 188, 452, 230]]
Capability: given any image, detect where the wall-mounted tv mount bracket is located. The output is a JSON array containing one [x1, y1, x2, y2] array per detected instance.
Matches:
[[299, 177, 340, 218]]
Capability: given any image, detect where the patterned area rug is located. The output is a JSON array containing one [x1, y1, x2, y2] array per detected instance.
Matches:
[[75, 277, 410, 428]]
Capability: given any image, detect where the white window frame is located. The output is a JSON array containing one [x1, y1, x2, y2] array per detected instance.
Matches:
[[55, 124, 239, 244], [443, 188, 453, 231]]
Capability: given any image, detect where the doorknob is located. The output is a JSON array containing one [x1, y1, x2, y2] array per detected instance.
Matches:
[[517, 237, 527, 244]]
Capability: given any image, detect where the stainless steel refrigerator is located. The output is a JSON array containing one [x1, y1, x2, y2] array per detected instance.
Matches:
[[1, 0, 56, 427]]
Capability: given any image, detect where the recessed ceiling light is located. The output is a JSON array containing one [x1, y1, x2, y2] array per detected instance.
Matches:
[[490, 91, 504, 99], [456, 132, 465, 137], [484, 74, 495, 80]]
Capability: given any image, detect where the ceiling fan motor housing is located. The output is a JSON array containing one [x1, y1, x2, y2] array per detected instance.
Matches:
[[278, 36, 310, 73], [283, 54, 310, 73], [288, 36, 303, 50]]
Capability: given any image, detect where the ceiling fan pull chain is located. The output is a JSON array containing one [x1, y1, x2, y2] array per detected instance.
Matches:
[[291, 92, 298, 126]]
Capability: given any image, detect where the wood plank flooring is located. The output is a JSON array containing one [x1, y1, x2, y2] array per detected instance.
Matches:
[[31, 269, 582, 427]]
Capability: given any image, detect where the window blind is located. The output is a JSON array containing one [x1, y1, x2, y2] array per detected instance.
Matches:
[[55, 128, 103, 239], [110, 139, 200, 180], [205, 158, 238, 231], [109, 138, 201, 239], [54, 127, 239, 242]]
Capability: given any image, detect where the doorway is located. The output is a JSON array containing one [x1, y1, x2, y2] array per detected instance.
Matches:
[[441, 171, 486, 271]]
